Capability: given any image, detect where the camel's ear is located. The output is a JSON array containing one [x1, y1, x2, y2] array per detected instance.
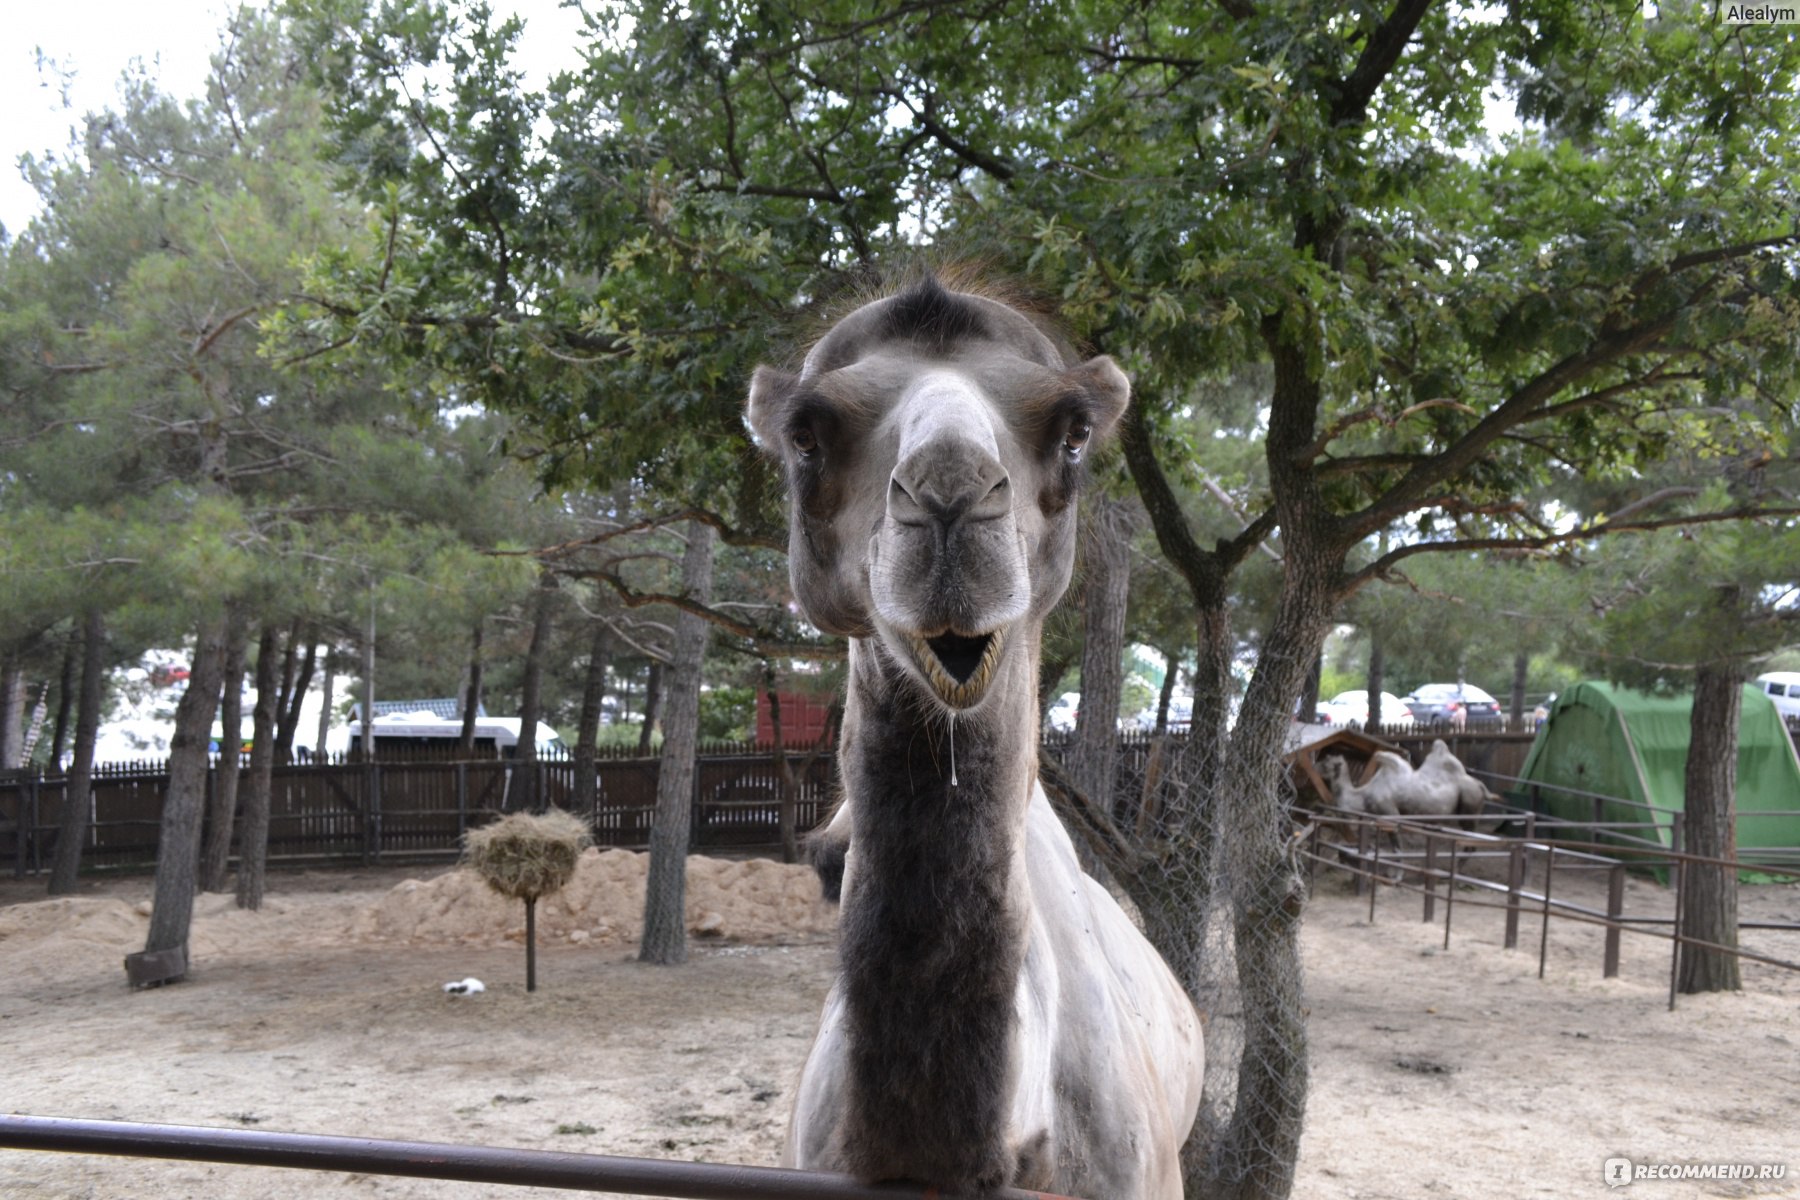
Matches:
[[1065, 355, 1131, 445], [745, 366, 799, 455]]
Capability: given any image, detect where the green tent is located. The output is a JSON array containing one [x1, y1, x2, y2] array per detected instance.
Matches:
[[1514, 681, 1800, 879]]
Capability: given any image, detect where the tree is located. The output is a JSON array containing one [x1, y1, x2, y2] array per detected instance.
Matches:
[[639, 521, 716, 965], [46, 609, 106, 895], [1571, 462, 1800, 994], [290, 3, 1800, 1193]]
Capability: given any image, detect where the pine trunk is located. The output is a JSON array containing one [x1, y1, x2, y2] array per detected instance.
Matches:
[[1069, 499, 1136, 818], [1678, 662, 1743, 994], [639, 522, 714, 965], [0, 657, 23, 768], [571, 619, 614, 813], [237, 624, 282, 910], [459, 624, 484, 751], [767, 682, 799, 864], [1298, 652, 1322, 726], [637, 662, 664, 755], [48, 609, 107, 895], [314, 655, 335, 761], [142, 615, 233, 963], [514, 575, 557, 813], [1509, 651, 1529, 727], [1365, 634, 1385, 730], [275, 627, 316, 764], [1154, 648, 1180, 734], [199, 626, 250, 893], [50, 630, 77, 767]]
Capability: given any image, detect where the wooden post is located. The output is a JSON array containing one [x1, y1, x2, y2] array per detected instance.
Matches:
[[525, 895, 538, 993], [1604, 864, 1626, 979], [366, 762, 382, 865], [1504, 843, 1525, 950], [455, 763, 468, 842], [28, 771, 42, 874], [9, 779, 19, 879]]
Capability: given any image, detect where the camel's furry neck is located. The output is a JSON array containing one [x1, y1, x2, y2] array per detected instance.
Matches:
[[833, 634, 1039, 1192]]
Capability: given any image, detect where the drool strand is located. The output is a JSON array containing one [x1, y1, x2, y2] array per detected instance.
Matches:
[[949, 712, 958, 787]]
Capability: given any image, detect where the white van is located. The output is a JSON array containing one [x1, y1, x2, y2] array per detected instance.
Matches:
[[348, 710, 566, 757], [1755, 673, 1800, 720]]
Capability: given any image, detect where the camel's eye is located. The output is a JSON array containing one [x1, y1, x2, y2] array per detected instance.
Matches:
[[1063, 422, 1092, 459], [792, 427, 818, 457]]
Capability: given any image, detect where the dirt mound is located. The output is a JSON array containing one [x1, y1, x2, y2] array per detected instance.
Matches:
[[353, 849, 834, 946], [0, 895, 145, 950]]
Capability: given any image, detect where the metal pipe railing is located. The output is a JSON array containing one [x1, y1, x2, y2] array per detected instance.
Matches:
[[0, 1115, 1076, 1200]]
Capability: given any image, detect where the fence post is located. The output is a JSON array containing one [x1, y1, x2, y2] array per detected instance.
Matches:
[[1353, 820, 1369, 897], [28, 770, 43, 874], [1442, 847, 1456, 951], [1368, 830, 1381, 923], [1537, 846, 1557, 980], [10, 773, 22, 879], [1604, 864, 1625, 978], [456, 763, 468, 842], [1504, 843, 1525, 950], [365, 761, 382, 866], [1668, 813, 1684, 1011], [1422, 834, 1438, 923]]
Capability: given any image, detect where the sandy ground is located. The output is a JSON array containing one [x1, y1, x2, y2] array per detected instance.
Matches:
[[2, 850, 1797, 1200]]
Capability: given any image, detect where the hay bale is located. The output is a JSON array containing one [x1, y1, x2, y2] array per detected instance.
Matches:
[[462, 809, 593, 901]]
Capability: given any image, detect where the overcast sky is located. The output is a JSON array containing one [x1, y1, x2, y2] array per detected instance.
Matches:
[[2, 0, 589, 236]]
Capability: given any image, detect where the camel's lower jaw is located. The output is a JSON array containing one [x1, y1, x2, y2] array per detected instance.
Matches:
[[905, 626, 1008, 710]]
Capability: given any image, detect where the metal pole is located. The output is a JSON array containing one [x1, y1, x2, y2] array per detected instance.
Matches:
[[1368, 828, 1381, 923], [1604, 864, 1626, 979], [1669, 813, 1685, 1012], [1441, 841, 1455, 951], [1422, 834, 1438, 924], [0, 1114, 1073, 1200], [1504, 843, 1524, 950], [1537, 845, 1556, 980]]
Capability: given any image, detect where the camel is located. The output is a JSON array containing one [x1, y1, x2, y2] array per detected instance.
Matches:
[[746, 276, 1204, 1198], [1316, 740, 1496, 823]]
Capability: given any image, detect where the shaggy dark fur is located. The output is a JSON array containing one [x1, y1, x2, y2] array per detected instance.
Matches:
[[834, 653, 1025, 1191], [874, 276, 991, 354]]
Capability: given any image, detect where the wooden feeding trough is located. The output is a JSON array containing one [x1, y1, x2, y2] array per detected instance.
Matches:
[[1283, 728, 1404, 810]]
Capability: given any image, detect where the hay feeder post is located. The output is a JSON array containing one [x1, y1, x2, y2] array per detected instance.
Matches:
[[463, 810, 591, 992]]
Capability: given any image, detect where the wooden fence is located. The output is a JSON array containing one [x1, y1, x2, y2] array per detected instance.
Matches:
[[0, 744, 841, 877], [0, 724, 1656, 879]]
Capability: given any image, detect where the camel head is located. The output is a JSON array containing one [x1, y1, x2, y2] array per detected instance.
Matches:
[[746, 277, 1128, 712]]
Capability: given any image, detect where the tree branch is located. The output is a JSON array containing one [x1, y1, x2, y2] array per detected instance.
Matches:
[[1346, 502, 1800, 592], [1331, 0, 1434, 126]]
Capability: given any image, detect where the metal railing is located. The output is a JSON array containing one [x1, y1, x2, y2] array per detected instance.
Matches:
[[0, 1115, 1076, 1200], [1299, 801, 1800, 1011]]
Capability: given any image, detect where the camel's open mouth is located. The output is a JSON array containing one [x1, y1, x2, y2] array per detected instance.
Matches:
[[907, 627, 1007, 708]]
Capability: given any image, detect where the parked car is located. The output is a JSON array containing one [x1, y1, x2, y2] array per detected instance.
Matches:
[[1320, 690, 1414, 730], [1402, 683, 1503, 727], [1125, 693, 1196, 732], [1756, 673, 1800, 720], [1045, 692, 1080, 733]]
